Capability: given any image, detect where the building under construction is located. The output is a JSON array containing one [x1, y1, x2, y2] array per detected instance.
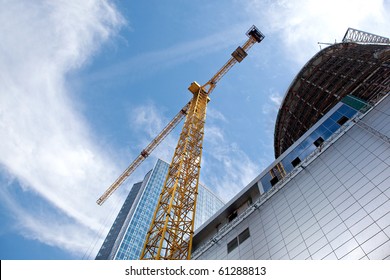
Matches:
[[275, 28, 390, 158], [191, 28, 390, 260]]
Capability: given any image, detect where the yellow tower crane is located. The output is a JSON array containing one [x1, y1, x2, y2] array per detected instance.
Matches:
[[96, 25, 264, 260]]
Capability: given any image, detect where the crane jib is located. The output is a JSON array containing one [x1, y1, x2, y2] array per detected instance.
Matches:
[[97, 25, 264, 260]]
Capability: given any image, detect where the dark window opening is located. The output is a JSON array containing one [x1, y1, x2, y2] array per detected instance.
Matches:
[[337, 115, 349, 126], [227, 228, 251, 254], [291, 157, 301, 167], [238, 228, 250, 244], [270, 176, 279, 186], [228, 211, 238, 222], [227, 238, 238, 253], [314, 137, 324, 147]]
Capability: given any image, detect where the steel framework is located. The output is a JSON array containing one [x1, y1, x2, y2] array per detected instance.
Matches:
[[342, 28, 390, 44], [274, 35, 390, 158], [96, 101, 191, 205], [96, 26, 264, 207], [140, 26, 264, 260]]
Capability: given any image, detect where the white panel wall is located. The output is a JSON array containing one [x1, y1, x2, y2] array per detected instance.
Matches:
[[195, 95, 390, 260]]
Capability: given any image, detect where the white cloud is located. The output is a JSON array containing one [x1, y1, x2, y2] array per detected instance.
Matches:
[[207, 107, 228, 123], [202, 139, 259, 202], [202, 108, 259, 201], [131, 102, 168, 137], [128, 102, 258, 202], [128, 102, 180, 164], [84, 24, 247, 85], [204, 126, 225, 146], [262, 90, 283, 115], [255, 89, 285, 160], [270, 93, 283, 107], [4, 0, 387, 258], [247, 0, 390, 65], [0, 0, 124, 257]]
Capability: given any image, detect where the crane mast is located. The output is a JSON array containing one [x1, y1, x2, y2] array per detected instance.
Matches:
[[140, 25, 264, 260]]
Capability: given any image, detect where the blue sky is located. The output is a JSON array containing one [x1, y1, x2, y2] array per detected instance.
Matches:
[[0, 0, 389, 260]]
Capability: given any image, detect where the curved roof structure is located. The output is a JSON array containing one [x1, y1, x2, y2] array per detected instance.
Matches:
[[274, 42, 390, 158]]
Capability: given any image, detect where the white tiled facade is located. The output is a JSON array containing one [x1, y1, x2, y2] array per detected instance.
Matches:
[[192, 94, 390, 260]]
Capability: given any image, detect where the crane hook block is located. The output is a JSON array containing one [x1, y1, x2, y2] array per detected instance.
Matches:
[[246, 25, 265, 43]]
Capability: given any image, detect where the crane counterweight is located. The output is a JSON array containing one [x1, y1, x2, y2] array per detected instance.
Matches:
[[188, 81, 201, 95]]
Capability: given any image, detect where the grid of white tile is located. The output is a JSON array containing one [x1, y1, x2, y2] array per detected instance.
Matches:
[[195, 95, 390, 260]]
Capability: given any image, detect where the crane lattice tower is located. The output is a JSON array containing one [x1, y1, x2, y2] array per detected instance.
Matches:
[[140, 26, 264, 260]]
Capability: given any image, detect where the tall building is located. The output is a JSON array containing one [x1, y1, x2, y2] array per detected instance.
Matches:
[[96, 158, 224, 260], [191, 29, 390, 260], [95, 181, 144, 260]]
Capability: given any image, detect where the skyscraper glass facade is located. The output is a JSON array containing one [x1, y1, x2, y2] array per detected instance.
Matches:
[[96, 158, 224, 260], [196, 183, 225, 230], [260, 96, 366, 193], [114, 159, 169, 259], [95, 181, 144, 260]]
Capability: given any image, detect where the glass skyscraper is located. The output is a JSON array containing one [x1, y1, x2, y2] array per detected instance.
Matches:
[[96, 158, 224, 260]]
